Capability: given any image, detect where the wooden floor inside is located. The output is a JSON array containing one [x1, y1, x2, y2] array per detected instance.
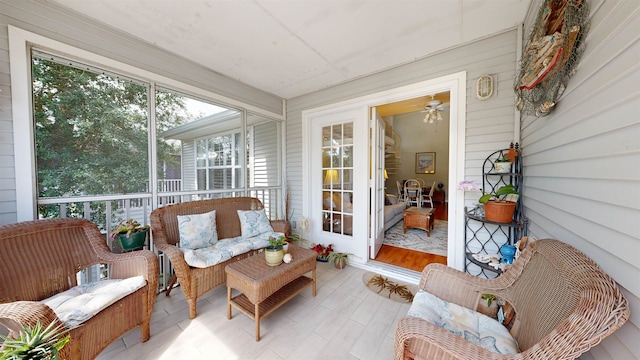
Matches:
[[375, 201, 448, 272]]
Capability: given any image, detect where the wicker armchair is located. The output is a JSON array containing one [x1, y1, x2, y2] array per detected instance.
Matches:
[[395, 239, 630, 360], [150, 197, 289, 319], [0, 218, 159, 360]]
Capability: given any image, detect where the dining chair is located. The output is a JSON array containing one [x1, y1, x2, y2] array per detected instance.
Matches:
[[396, 180, 406, 202], [404, 179, 422, 207], [422, 181, 436, 208]]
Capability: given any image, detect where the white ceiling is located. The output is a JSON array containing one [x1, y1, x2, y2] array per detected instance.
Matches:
[[50, 0, 532, 99]]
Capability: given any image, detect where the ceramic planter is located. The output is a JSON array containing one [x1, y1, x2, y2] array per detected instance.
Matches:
[[484, 200, 517, 223], [494, 161, 512, 173], [265, 246, 284, 266], [118, 229, 148, 251]]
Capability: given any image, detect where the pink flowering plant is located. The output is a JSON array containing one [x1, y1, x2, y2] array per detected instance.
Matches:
[[457, 180, 481, 191]]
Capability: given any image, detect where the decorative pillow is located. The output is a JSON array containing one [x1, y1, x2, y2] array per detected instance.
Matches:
[[408, 289, 520, 355], [177, 210, 218, 250], [237, 209, 274, 238]]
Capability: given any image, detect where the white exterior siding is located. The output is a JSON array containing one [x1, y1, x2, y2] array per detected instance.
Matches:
[[520, 1, 640, 359], [252, 122, 280, 187], [182, 141, 196, 191], [286, 30, 521, 251], [0, 23, 15, 225]]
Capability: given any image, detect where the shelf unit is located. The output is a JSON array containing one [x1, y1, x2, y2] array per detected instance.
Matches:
[[464, 146, 527, 277]]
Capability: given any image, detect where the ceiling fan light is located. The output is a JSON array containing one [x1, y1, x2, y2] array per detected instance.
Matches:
[[437, 112, 443, 122]]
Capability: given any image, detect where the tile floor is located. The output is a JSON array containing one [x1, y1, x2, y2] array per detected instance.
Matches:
[[97, 262, 413, 360]]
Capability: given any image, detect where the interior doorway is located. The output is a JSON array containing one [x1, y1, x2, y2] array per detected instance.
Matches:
[[371, 91, 451, 272]]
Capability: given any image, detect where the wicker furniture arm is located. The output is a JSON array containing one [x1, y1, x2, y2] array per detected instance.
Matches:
[[0, 218, 158, 360], [150, 197, 290, 319], [395, 239, 630, 360]]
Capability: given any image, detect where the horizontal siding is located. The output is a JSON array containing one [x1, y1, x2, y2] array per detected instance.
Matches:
[[520, 0, 640, 358], [286, 30, 520, 235], [0, 17, 15, 224]]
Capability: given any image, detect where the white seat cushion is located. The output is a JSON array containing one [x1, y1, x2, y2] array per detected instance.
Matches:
[[408, 289, 520, 355], [42, 276, 146, 328]]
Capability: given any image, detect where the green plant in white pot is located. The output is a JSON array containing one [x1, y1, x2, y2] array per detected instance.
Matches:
[[493, 155, 513, 173], [265, 235, 286, 266]]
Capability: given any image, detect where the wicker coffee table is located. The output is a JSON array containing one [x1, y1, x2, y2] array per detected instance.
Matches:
[[403, 207, 435, 237], [226, 244, 317, 341]]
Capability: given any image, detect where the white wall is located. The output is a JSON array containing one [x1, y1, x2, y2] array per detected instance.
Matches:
[[520, 1, 640, 358]]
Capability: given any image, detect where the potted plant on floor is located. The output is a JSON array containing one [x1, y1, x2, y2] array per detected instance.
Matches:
[[265, 235, 286, 266], [326, 251, 352, 269], [0, 319, 70, 360], [109, 218, 150, 251], [311, 243, 333, 262], [479, 185, 519, 223]]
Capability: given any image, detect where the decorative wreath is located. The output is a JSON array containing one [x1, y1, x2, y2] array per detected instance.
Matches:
[[515, 0, 591, 117]]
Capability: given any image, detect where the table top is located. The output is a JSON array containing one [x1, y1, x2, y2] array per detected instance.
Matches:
[[404, 206, 435, 215], [226, 244, 316, 285]]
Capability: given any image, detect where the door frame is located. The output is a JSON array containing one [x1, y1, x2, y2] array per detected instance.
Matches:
[[302, 71, 467, 272]]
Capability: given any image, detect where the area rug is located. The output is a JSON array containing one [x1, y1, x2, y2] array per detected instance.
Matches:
[[363, 272, 417, 303], [384, 220, 447, 256]]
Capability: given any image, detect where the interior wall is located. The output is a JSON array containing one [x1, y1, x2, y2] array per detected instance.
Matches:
[[388, 111, 450, 198], [519, 1, 639, 359]]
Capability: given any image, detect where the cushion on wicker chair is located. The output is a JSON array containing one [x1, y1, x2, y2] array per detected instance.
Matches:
[[237, 209, 274, 238], [177, 210, 218, 249], [408, 289, 519, 355], [41, 276, 147, 328]]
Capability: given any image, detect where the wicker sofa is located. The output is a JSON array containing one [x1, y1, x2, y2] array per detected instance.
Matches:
[[394, 239, 630, 360], [150, 197, 289, 319], [0, 218, 159, 360]]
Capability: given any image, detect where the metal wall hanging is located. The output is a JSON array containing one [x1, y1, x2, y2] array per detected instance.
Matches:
[[515, 0, 591, 117]]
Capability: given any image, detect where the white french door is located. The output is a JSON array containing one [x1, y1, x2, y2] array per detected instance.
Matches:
[[370, 107, 385, 258]]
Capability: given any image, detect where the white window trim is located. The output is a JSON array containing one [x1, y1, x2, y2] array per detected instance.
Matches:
[[9, 26, 283, 221]]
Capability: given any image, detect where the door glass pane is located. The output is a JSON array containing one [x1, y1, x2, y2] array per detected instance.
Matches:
[[321, 123, 353, 237]]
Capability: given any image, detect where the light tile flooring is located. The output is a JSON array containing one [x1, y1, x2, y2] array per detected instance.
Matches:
[[97, 262, 413, 360]]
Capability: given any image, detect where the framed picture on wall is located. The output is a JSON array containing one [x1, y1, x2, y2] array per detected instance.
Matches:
[[415, 152, 435, 174]]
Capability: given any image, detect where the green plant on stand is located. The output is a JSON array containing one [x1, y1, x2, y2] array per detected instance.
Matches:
[[0, 320, 70, 360], [327, 252, 352, 269]]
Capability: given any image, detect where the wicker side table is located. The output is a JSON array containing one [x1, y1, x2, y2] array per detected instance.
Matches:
[[226, 244, 317, 341], [403, 206, 435, 237]]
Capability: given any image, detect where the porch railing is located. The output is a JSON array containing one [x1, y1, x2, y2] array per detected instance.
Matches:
[[37, 186, 283, 292]]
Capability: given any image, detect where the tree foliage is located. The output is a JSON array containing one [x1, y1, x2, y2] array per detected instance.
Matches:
[[32, 57, 188, 219]]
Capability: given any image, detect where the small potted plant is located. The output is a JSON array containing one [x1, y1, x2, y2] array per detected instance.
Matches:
[[311, 243, 333, 262], [326, 252, 352, 269], [479, 185, 519, 223], [109, 218, 150, 251], [493, 155, 513, 173], [0, 319, 70, 360], [265, 235, 286, 266]]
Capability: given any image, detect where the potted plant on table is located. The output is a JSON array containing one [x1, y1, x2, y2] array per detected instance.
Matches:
[[265, 235, 286, 266], [109, 218, 150, 251], [479, 185, 520, 223], [326, 252, 352, 269]]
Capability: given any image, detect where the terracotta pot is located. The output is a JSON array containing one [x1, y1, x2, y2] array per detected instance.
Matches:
[[484, 201, 517, 223]]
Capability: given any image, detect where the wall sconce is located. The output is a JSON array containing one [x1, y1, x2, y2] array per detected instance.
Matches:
[[476, 74, 494, 100]]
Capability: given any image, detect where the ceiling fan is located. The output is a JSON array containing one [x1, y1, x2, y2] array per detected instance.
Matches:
[[421, 95, 449, 123]]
